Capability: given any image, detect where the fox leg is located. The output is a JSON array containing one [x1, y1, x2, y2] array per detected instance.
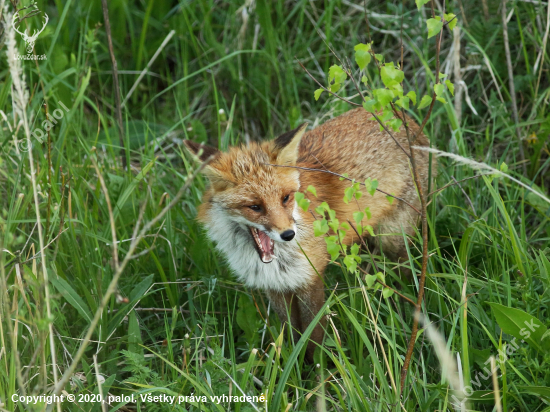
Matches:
[[266, 290, 302, 345], [295, 276, 326, 361]]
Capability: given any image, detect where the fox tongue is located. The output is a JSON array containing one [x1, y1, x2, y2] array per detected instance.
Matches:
[[258, 230, 272, 254], [250, 227, 275, 263]]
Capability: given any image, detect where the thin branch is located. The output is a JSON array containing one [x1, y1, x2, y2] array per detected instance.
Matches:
[[400, 0, 445, 390], [428, 173, 489, 196], [265, 163, 421, 215], [296, 60, 361, 107], [451, 176, 477, 215], [122, 30, 175, 108]]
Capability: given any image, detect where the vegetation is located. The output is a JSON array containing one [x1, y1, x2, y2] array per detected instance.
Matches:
[[0, 0, 549, 411]]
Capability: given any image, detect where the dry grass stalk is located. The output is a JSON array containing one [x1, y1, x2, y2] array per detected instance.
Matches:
[[4, 10, 60, 410]]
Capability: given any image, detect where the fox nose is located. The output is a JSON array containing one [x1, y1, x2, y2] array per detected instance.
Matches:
[[280, 230, 295, 241]]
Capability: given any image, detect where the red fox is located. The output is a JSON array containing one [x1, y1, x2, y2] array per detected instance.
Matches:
[[185, 108, 435, 358]]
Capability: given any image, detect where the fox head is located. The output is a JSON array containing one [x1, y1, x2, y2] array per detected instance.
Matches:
[[184, 124, 307, 264]]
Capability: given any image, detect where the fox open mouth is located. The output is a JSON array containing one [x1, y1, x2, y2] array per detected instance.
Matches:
[[249, 227, 275, 263]]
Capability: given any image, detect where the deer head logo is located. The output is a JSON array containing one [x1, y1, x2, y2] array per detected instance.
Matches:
[[12, 6, 49, 54]]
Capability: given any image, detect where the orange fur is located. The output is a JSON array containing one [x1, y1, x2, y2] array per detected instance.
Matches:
[[185, 108, 436, 359]]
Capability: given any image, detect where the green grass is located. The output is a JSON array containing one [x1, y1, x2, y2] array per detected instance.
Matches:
[[1, 0, 550, 411]]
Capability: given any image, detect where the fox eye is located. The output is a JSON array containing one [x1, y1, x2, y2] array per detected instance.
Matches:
[[248, 205, 262, 212], [282, 194, 290, 204]]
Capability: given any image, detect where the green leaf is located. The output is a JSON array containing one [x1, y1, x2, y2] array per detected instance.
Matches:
[[344, 255, 358, 273], [417, 94, 433, 110], [500, 162, 508, 173], [314, 88, 324, 101], [364, 207, 372, 220], [444, 13, 457, 30], [382, 288, 395, 299], [365, 178, 378, 196], [375, 54, 384, 62], [354, 43, 372, 70], [328, 218, 339, 232], [315, 202, 329, 216], [295, 191, 309, 211], [407, 91, 417, 106], [307, 185, 317, 197], [325, 236, 340, 260], [365, 275, 377, 288], [365, 225, 375, 237], [328, 65, 347, 89], [396, 96, 410, 110], [445, 79, 455, 96], [415, 0, 431, 9], [380, 107, 393, 122], [51, 277, 93, 323], [373, 88, 394, 107], [381, 64, 404, 87], [436, 96, 447, 104], [362, 99, 377, 113], [313, 219, 329, 237], [128, 311, 143, 355], [353, 211, 365, 226], [488, 303, 550, 353], [426, 17, 444, 39], [376, 272, 385, 283], [329, 82, 342, 93], [434, 83, 445, 96], [386, 195, 395, 204], [343, 186, 354, 204], [388, 118, 403, 132], [361, 75, 368, 86]]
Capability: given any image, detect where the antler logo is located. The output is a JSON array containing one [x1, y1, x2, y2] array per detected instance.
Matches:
[[12, 5, 49, 54]]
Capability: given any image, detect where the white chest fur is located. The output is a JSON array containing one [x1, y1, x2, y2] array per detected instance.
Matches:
[[204, 206, 313, 292]]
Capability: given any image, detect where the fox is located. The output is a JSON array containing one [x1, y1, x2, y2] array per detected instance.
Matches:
[[184, 107, 435, 359]]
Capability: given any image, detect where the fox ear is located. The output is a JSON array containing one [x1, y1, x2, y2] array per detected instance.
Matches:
[[183, 140, 220, 162], [273, 123, 307, 166], [184, 140, 233, 190]]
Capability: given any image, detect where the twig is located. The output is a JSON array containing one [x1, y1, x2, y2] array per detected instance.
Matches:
[[428, 173, 489, 196], [47, 157, 213, 404], [296, 60, 361, 107], [338, 57, 411, 158], [354, 264, 416, 306], [451, 176, 476, 215], [501, 0, 526, 175], [400, 0, 447, 392], [101, 0, 126, 169], [122, 30, 175, 108], [265, 163, 421, 214]]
